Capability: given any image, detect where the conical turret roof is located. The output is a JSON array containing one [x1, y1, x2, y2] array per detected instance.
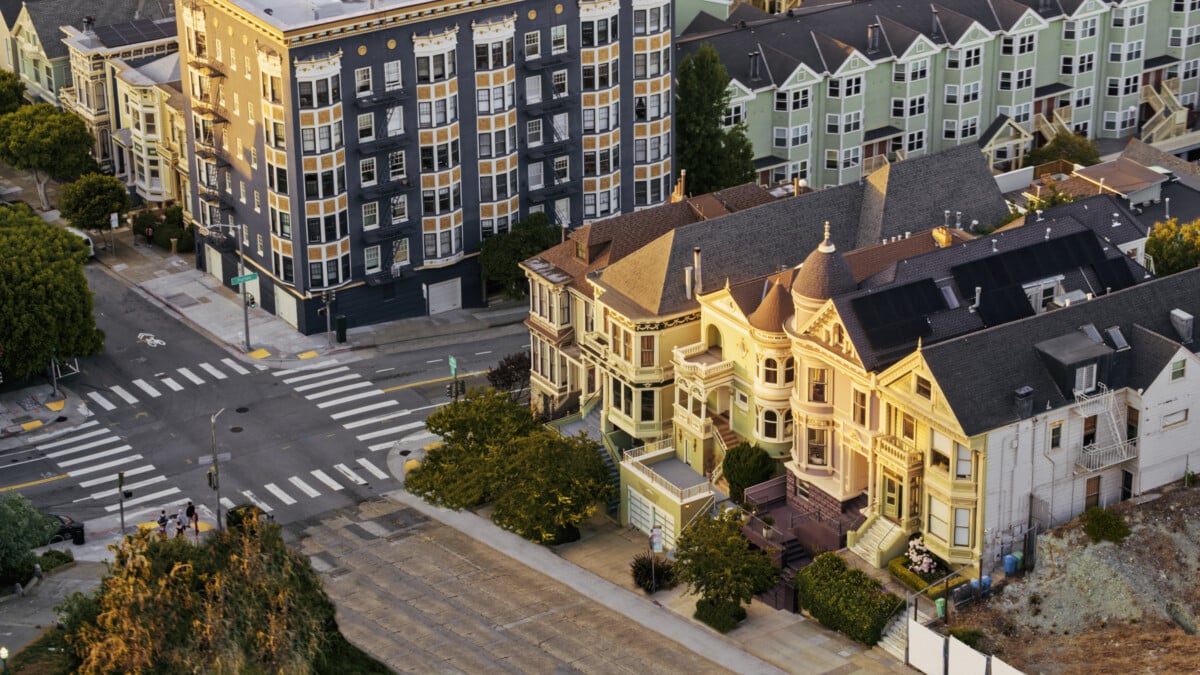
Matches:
[[791, 222, 856, 300]]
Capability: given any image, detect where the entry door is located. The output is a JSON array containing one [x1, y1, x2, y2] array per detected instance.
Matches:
[[1085, 476, 1101, 509], [1121, 471, 1134, 501], [882, 472, 903, 521]]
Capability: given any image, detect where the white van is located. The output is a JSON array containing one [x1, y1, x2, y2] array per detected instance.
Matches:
[[65, 227, 95, 258]]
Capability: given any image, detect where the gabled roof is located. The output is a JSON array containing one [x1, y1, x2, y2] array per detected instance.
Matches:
[[1121, 138, 1200, 178], [923, 267, 1200, 436], [0, 0, 27, 30], [1074, 157, 1168, 197], [748, 276, 795, 332], [24, 0, 172, 60]]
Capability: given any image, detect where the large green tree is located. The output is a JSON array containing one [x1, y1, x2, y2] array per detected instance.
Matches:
[[1147, 217, 1200, 276], [480, 212, 561, 299], [0, 103, 96, 210], [676, 43, 756, 195], [0, 70, 25, 116], [60, 173, 130, 234], [490, 429, 614, 544], [0, 204, 104, 381], [722, 442, 775, 505], [0, 493, 58, 584], [1026, 132, 1101, 167], [673, 509, 780, 630]]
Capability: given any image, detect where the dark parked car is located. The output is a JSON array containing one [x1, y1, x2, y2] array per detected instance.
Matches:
[[225, 503, 273, 531], [48, 514, 85, 545]]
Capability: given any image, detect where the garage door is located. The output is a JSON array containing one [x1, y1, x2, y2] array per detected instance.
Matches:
[[627, 488, 676, 549], [427, 277, 461, 315], [274, 285, 298, 328], [205, 243, 222, 281]]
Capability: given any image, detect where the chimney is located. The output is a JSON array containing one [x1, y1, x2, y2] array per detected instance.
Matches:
[[1014, 386, 1035, 419], [685, 266, 695, 300], [82, 16, 95, 34], [867, 24, 880, 53], [1170, 308, 1194, 344], [968, 286, 982, 313], [931, 7, 940, 39], [748, 52, 761, 81], [932, 226, 953, 248], [693, 247, 703, 295]]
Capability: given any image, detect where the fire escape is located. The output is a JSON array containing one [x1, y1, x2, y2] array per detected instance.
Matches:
[[1073, 383, 1137, 473]]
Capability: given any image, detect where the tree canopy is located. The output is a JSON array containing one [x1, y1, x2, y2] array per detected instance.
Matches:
[[722, 442, 776, 505], [1147, 217, 1200, 276], [0, 493, 57, 584], [486, 350, 530, 404], [478, 212, 561, 299], [673, 509, 780, 610], [1026, 133, 1101, 168], [0, 204, 104, 381], [0, 70, 25, 116], [61, 173, 130, 232], [675, 43, 756, 195], [0, 103, 96, 210]]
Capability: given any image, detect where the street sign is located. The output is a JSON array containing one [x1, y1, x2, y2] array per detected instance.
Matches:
[[231, 273, 259, 285], [110, 212, 119, 230], [448, 355, 457, 377], [650, 525, 664, 553]]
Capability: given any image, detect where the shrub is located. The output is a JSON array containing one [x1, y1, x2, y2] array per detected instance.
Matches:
[[1185, 470, 1197, 488], [693, 597, 746, 634], [886, 556, 969, 599], [630, 552, 676, 593], [797, 552, 899, 646], [39, 548, 74, 572], [906, 537, 939, 577], [131, 210, 160, 238], [1082, 507, 1131, 544], [949, 627, 986, 650]]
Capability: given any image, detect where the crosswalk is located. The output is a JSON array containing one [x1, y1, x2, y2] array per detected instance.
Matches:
[[215, 456, 390, 512], [84, 359, 262, 412]]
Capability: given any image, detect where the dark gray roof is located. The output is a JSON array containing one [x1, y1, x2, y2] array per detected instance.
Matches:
[[0, 0, 27, 29], [1034, 194, 1147, 246], [792, 235, 856, 300], [28, 0, 172, 60], [1138, 181, 1200, 229], [923, 267, 1200, 437]]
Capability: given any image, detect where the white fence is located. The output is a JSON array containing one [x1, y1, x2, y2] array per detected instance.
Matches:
[[908, 619, 1025, 675]]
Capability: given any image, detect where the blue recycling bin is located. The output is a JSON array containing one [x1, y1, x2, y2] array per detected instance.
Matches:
[[981, 575, 993, 594], [1004, 554, 1018, 575]]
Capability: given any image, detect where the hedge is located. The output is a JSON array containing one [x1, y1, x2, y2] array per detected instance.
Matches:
[[887, 556, 971, 599], [694, 597, 747, 634], [797, 552, 899, 646]]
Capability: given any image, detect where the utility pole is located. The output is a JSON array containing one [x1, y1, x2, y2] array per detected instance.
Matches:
[[236, 223, 251, 352], [210, 408, 226, 531], [323, 290, 336, 346], [117, 471, 126, 533]]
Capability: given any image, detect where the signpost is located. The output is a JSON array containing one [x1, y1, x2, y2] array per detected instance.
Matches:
[[649, 526, 664, 593], [448, 355, 457, 377]]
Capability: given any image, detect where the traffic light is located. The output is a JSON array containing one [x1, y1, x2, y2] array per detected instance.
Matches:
[[246, 293, 257, 309], [118, 471, 132, 499], [207, 469, 219, 490], [457, 380, 467, 395], [445, 383, 454, 398]]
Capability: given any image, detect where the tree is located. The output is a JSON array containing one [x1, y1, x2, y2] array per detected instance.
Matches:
[[0, 493, 57, 584], [486, 350, 530, 403], [0, 204, 104, 381], [675, 43, 756, 195], [479, 212, 561, 299], [1147, 217, 1200, 276], [490, 429, 614, 544], [673, 509, 780, 631], [1026, 181, 1076, 212], [0, 103, 97, 210], [1026, 132, 1101, 168], [407, 388, 540, 508], [60, 173, 130, 234], [0, 70, 25, 116], [722, 442, 776, 505]]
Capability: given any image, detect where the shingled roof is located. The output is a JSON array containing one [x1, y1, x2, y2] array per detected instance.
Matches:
[[923, 267, 1200, 437]]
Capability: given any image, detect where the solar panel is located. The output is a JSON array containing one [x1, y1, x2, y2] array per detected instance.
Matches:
[[92, 18, 176, 48], [976, 286, 1035, 327], [951, 231, 1106, 298], [852, 280, 945, 350], [1090, 257, 1137, 294]]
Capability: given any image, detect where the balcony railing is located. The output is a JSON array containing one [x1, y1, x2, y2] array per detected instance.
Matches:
[[673, 342, 734, 383], [361, 220, 415, 244], [622, 440, 712, 502], [525, 91, 573, 115], [1077, 438, 1137, 473], [358, 133, 409, 152], [356, 87, 409, 107], [525, 129, 571, 160], [876, 435, 923, 470], [523, 51, 575, 71], [365, 263, 409, 287]]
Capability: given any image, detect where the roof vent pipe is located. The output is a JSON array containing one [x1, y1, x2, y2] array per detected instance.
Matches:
[[684, 266, 695, 300], [1166, 197, 1171, 219], [968, 286, 982, 313], [971, 219, 979, 231], [956, 211, 962, 228], [1036, 209, 1044, 222], [1112, 212, 1121, 228], [992, 238, 998, 253], [944, 210, 951, 227], [1045, 227, 1052, 240], [693, 247, 703, 295]]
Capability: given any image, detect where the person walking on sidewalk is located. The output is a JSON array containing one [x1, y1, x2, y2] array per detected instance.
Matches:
[[144, 224, 153, 247], [158, 509, 169, 537]]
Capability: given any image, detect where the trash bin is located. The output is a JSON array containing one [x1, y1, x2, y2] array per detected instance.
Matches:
[[981, 575, 993, 595], [1012, 551, 1025, 571], [72, 528, 85, 545], [935, 597, 946, 618], [1003, 554, 1018, 575], [335, 314, 347, 343]]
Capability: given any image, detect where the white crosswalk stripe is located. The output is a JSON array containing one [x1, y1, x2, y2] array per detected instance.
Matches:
[[90, 475, 166, 500], [305, 382, 373, 400], [310, 469, 343, 491], [221, 358, 251, 375], [356, 458, 389, 480], [110, 385, 139, 405], [316, 391, 382, 409], [263, 483, 296, 505], [334, 463, 367, 485], [88, 392, 117, 411], [198, 362, 228, 380], [240, 490, 273, 512], [58, 445, 134, 467], [220, 497, 237, 510], [45, 436, 122, 459], [342, 409, 411, 429], [35, 426, 107, 450], [106, 487, 181, 512], [367, 441, 396, 452], [177, 367, 205, 385], [288, 476, 321, 498], [293, 373, 359, 392], [160, 377, 184, 392], [68, 455, 144, 477], [79, 464, 155, 488], [280, 366, 349, 384], [132, 379, 162, 398], [355, 421, 424, 441], [329, 400, 399, 420]]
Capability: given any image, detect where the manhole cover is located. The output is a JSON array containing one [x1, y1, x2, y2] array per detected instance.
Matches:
[[229, 426, 243, 433], [236, 407, 249, 413]]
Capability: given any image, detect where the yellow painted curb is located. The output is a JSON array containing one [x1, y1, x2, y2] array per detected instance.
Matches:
[[20, 420, 43, 431], [137, 520, 216, 533], [0, 473, 69, 492], [247, 348, 272, 359], [296, 350, 319, 359], [382, 370, 487, 392], [45, 399, 66, 412]]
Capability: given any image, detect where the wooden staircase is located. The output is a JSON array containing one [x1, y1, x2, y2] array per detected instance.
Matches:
[[710, 412, 739, 451]]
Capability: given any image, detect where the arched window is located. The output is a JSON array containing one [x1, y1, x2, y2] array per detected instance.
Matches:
[[763, 409, 778, 439], [764, 358, 778, 384], [782, 409, 794, 440], [783, 357, 796, 384]]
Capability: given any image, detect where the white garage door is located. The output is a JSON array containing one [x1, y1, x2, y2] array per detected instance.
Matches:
[[205, 244, 222, 281], [627, 488, 676, 549], [274, 285, 298, 328], [427, 277, 462, 315]]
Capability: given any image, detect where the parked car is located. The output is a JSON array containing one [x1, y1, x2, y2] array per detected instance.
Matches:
[[48, 514, 85, 545], [225, 503, 273, 531]]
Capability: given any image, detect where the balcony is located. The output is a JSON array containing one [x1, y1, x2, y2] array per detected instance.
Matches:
[[361, 178, 411, 201], [622, 439, 712, 503], [876, 435, 923, 470], [525, 91, 573, 116], [523, 51, 575, 71], [673, 342, 734, 388], [356, 87, 409, 107], [357, 133, 409, 152], [527, 176, 577, 203], [1077, 438, 1138, 473], [525, 127, 571, 160], [361, 220, 415, 245], [365, 263, 409, 286]]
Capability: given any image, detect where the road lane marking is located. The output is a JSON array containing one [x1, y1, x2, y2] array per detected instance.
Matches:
[[329, 400, 400, 420], [221, 358, 251, 375], [67, 455, 143, 477], [36, 427, 109, 450], [375, 368, 394, 373], [280, 366, 349, 384], [110, 386, 139, 405], [310, 470, 343, 491], [341, 410, 412, 429], [293, 373, 359, 392], [240, 490, 273, 512], [263, 483, 296, 505], [58, 445, 135, 467], [304, 382, 373, 400], [89, 475, 166, 500], [132, 379, 162, 398], [475, 351, 492, 355], [177, 367, 205, 385], [334, 463, 367, 485], [88, 392, 117, 411], [355, 421, 424, 441], [160, 377, 184, 392], [425, 359, 442, 363], [381, 370, 488, 392], [356, 458, 389, 480], [288, 476, 321, 498], [106, 487, 181, 511], [78, 464, 154, 488], [316, 391, 383, 409], [198, 362, 228, 380], [45, 436, 123, 459], [0, 474, 69, 492]]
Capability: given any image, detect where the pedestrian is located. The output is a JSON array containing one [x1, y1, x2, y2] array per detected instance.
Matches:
[[157, 509, 169, 537], [185, 501, 197, 532], [175, 508, 186, 538], [144, 224, 153, 246]]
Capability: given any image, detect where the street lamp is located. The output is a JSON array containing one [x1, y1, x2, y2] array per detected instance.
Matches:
[[236, 223, 251, 352], [210, 408, 226, 531]]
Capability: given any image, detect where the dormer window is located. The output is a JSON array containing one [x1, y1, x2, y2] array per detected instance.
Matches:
[[1075, 363, 1097, 394], [575, 240, 587, 261]]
